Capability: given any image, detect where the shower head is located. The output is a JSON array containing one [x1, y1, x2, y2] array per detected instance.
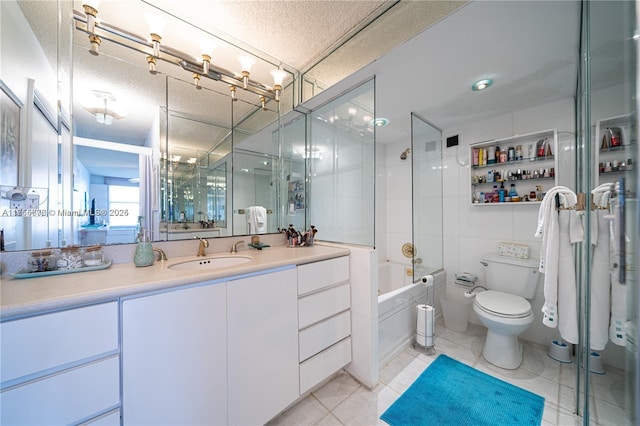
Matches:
[[400, 148, 411, 160]]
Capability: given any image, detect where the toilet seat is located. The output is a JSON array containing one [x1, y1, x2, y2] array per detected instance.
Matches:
[[475, 290, 531, 319]]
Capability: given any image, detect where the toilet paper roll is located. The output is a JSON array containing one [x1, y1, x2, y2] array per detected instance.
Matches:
[[417, 304, 435, 341]]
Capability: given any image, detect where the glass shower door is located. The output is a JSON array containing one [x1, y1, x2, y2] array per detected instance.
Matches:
[[579, 1, 638, 423], [410, 113, 443, 279]]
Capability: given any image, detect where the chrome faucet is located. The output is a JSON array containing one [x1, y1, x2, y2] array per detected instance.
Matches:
[[230, 240, 245, 253], [196, 237, 209, 257], [153, 247, 168, 261]]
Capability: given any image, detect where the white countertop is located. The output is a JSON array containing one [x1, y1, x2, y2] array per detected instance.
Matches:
[[0, 245, 349, 320]]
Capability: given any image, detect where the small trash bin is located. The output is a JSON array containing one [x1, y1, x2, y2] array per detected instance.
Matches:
[[440, 293, 473, 332]]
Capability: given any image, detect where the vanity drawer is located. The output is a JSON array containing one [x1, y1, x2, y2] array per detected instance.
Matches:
[[299, 310, 351, 362], [300, 337, 352, 394], [1, 356, 120, 425], [298, 256, 349, 296], [1, 302, 119, 383], [298, 283, 350, 329]]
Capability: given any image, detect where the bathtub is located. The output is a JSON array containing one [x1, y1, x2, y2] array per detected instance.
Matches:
[[378, 262, 444, 368]]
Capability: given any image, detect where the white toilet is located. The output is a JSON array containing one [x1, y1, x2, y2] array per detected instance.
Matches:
[[472, 254, 539, 369]]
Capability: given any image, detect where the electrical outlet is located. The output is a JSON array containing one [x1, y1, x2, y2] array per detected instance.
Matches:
[[10, 199, 25, 209], [26, 194, 40, 209]]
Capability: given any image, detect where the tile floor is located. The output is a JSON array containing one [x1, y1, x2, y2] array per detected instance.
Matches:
[[268, 318, 633, 426]]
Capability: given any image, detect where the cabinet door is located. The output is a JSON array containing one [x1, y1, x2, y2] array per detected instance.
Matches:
[[122, 282, 227, 425], [227, 268, 299, 425]]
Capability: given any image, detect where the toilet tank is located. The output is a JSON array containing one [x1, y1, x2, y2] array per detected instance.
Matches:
[[481, 253, 540, 299]]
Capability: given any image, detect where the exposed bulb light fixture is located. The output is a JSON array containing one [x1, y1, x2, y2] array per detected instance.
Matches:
[[88, 34, 101, 56], [471, 78, 493, 91], [146, 55, 157, 74], [82, 0, 100, 34], [74, 8, 287, 109], [239, 56, 255, 89], [201, 39, 214, 75], [144, 12, 165, 58], [271, 69, 287, 102]]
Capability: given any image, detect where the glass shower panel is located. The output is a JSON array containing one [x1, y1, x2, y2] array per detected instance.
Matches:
[[581, 1, 638, 424], [410, 113, 443, 278], [308, 80, 375, 246]]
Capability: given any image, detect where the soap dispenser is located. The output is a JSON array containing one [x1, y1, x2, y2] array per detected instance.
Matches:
[[134, 228, 155, 267]]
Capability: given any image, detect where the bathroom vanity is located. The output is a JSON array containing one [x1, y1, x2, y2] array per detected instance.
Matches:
[[0, 246, 350, 425]]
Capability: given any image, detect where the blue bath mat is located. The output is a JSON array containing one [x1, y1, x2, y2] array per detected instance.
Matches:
[[380, 354, 544, 426]]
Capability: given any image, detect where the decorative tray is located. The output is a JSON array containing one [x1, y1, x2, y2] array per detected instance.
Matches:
[[248, 243, 270, 250], [11, 260, 112, 279]]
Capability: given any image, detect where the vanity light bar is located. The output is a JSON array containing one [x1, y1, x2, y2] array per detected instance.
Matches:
[[73, 9, 277, 100]]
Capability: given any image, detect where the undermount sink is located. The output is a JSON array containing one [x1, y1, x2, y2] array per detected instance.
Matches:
[[167, 255, 253, 271]]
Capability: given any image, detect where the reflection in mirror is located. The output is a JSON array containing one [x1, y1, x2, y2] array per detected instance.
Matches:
[[308, 79, 375, 246], [1, 1, 71, 251], [231, 93, 281, 237], [162, 76, 233, 240]]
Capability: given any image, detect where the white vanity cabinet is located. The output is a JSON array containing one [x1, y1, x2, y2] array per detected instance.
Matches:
[[227, 267, 299, 425], [297, 256, 352, 394], [0, 302, 120, 425], [121, 281, 228, 425]]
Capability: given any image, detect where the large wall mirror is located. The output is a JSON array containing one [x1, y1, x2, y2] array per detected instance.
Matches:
[[1, 0, 295, 251]]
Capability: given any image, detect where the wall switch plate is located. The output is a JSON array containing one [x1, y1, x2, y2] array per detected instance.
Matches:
[[26, 194, 40, 209]]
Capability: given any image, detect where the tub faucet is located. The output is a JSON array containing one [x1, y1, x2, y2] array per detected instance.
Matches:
[[230, 240, 245, 253], [196, 237, 209, 257]]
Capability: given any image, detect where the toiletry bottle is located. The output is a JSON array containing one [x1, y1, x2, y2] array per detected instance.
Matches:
[[134, 228, 155, 267], [509, 183, 518, 198], [499, 182, 506, 202]]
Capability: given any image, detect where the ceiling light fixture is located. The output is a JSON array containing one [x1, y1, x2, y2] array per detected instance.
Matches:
[[471, 78, 493, 91], [372, 118, 389, 127], [73, 7, 287, 108], [82, 90, 128, 125], [193, 73, 202, 90]]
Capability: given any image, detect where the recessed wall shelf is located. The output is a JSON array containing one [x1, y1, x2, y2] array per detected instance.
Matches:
[[469, 129, 558, 206], [594, 114, 636, 188]]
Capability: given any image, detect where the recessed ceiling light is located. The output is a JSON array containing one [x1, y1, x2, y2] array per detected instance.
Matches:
[[372, 117, 389, 127], [471, 79, 493, 92]]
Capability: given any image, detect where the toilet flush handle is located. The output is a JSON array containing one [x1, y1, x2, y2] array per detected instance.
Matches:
[[480, 261, 488, 266]]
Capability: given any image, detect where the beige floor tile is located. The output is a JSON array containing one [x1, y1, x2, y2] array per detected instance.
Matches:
[[313, 371, 362, 411]]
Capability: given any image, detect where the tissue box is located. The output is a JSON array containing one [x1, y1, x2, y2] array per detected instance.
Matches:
[[498, 242, 530, 259]]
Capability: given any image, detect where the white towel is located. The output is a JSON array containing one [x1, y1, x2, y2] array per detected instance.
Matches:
[[247, 206, 267, 234], [590, 208, 611, 350], [535, 187, 582, 333], [557, 210, 580, 344], [608, 196, 630, 346]]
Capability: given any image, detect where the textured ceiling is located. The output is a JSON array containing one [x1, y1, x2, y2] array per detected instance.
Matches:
[[145, 0, 394, 70]]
